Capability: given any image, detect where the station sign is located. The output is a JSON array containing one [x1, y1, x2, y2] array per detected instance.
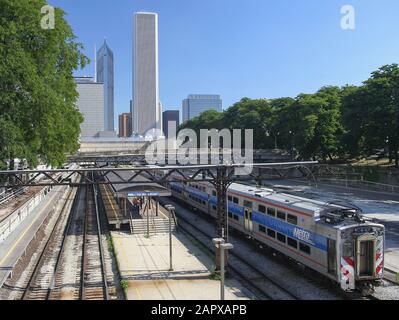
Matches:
[[127, 192, 160, 197]]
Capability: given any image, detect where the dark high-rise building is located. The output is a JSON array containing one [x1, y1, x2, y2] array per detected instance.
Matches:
[[97, 40, 114, 131], [163, 110, 180, 138], [119, 113, 132, 137]]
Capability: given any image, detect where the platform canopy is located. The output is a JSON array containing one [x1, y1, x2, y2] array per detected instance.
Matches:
[[106, 171, 171, 198]]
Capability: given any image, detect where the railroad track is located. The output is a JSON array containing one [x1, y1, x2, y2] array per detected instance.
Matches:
[[169, 204, 300, 300], [21, 178, 110, 300], [80, 182, 109, 300], [20, 186, 75, 300]]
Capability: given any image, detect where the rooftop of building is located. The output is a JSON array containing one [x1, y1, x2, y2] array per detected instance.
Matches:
[[185, 94, 221, 100]]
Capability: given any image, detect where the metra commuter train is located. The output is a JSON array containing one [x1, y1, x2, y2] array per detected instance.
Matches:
[[152, 170, 385, 295]]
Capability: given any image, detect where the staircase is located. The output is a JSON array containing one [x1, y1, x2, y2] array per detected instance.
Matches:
[[130, 217, 175, 235]]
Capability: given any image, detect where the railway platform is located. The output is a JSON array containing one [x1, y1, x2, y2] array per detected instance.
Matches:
[[111, 203, 249, 300], [111, 231, 250, 300], [99, 184, 130, 229], [0, 185, 73, 288]]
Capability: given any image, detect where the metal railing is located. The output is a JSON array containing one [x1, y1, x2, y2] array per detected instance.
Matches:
[[318, 178, 399, 194], [0, 187, 28, 206]]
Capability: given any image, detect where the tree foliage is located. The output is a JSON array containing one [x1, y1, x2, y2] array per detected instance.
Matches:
[[0, 0, 88, 168], [181, 64, 399, 167]]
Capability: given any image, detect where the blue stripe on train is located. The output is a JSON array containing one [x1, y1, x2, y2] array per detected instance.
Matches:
[[252, 212, 328, 251], [180, 185, 328, 252]]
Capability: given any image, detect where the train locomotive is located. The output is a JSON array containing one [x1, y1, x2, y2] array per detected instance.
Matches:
[[153, 170, 385, 295]]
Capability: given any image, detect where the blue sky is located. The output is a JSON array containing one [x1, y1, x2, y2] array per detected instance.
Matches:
[[50, 0, 399, 128]]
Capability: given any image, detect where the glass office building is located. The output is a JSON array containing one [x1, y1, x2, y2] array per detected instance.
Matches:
[[182, 94, 222, 122]]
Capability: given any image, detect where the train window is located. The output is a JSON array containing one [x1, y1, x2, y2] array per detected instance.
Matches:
[[287, 237, 298, 249], [228, 196, 232, 201], [258, 205, 266, 214], [244, 200, 253, 208], [212, 205, 217, 211], [212, 191, 217, 196], [228, 212, 233, 218], [234, 215, 239, 221], [267, 229, 276, 238], [277, 211, 286, 221], [343, 241, 353, 257], [259, 225, 266, 233], [233, 197, 239, 204], [299, 243, 311, 255], [287, 214, 298, 225], [267, 207, 276, 217], [277, 233, 286, 243]]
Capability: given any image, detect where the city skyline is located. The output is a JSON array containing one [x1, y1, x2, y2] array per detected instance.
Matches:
[[50, 0, 399, 127]]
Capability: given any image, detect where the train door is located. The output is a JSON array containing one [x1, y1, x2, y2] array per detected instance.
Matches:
[[356, 236, 375, 278], [327, 239, 337, 276], [244, 209, 253, 233]]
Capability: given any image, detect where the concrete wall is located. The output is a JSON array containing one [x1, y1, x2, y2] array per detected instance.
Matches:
[[79, 140, 148, 154]]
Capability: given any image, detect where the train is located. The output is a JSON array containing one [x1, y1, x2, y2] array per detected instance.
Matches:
[[151, 170, 385, 295]]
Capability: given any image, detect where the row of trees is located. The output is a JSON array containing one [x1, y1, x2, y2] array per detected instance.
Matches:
[[180, 64, 399, 167], [0, 0, 87, 169]]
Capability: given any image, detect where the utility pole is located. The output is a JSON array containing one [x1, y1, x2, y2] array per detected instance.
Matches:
[[214, 166, 230, 270], [165, 205, 174, 272], [213, 238, 233, 300]]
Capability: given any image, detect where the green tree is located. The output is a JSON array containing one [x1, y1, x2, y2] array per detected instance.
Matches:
[[363, 64, 399, 167], [223, 98, 274, 149], [0, 0, 88, 168]]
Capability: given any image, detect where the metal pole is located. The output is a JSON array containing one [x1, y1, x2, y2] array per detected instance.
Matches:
[[146, 195, 150, 238], [220, 245, 225, 301], [169, 208, 173, 271]]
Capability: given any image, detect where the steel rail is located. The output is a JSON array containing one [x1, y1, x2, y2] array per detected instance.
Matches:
[[21, 186, 74, 300], [172, 205, 300, 300], [92, 173, 110, 300]]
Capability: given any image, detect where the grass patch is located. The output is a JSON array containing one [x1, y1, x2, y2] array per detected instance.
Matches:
[[208, 266, 221, 281], [106, 234, 114, 252], [120, 280, 129, 295]]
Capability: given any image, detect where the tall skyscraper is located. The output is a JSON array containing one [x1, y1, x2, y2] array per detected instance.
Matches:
[[182, 94, 223, 122], [75, 77, 104, 138], [97, 40, 114, 131], [132, 12, 162, 135], [119, 113, 132, 137], [163, 110, 180, 138]]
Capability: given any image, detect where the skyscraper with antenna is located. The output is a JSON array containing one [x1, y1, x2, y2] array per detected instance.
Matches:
[[96, 39, 114, 131]]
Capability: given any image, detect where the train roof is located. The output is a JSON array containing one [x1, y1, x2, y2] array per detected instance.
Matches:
[[229, 183, 349, 219]]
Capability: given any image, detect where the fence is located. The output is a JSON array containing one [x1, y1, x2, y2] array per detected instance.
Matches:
[[0, 187, 50, 243], [317, 178, 399, 194]]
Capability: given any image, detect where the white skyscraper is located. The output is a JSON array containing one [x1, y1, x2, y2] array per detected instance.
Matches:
[[132, 12, 162, 136]]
